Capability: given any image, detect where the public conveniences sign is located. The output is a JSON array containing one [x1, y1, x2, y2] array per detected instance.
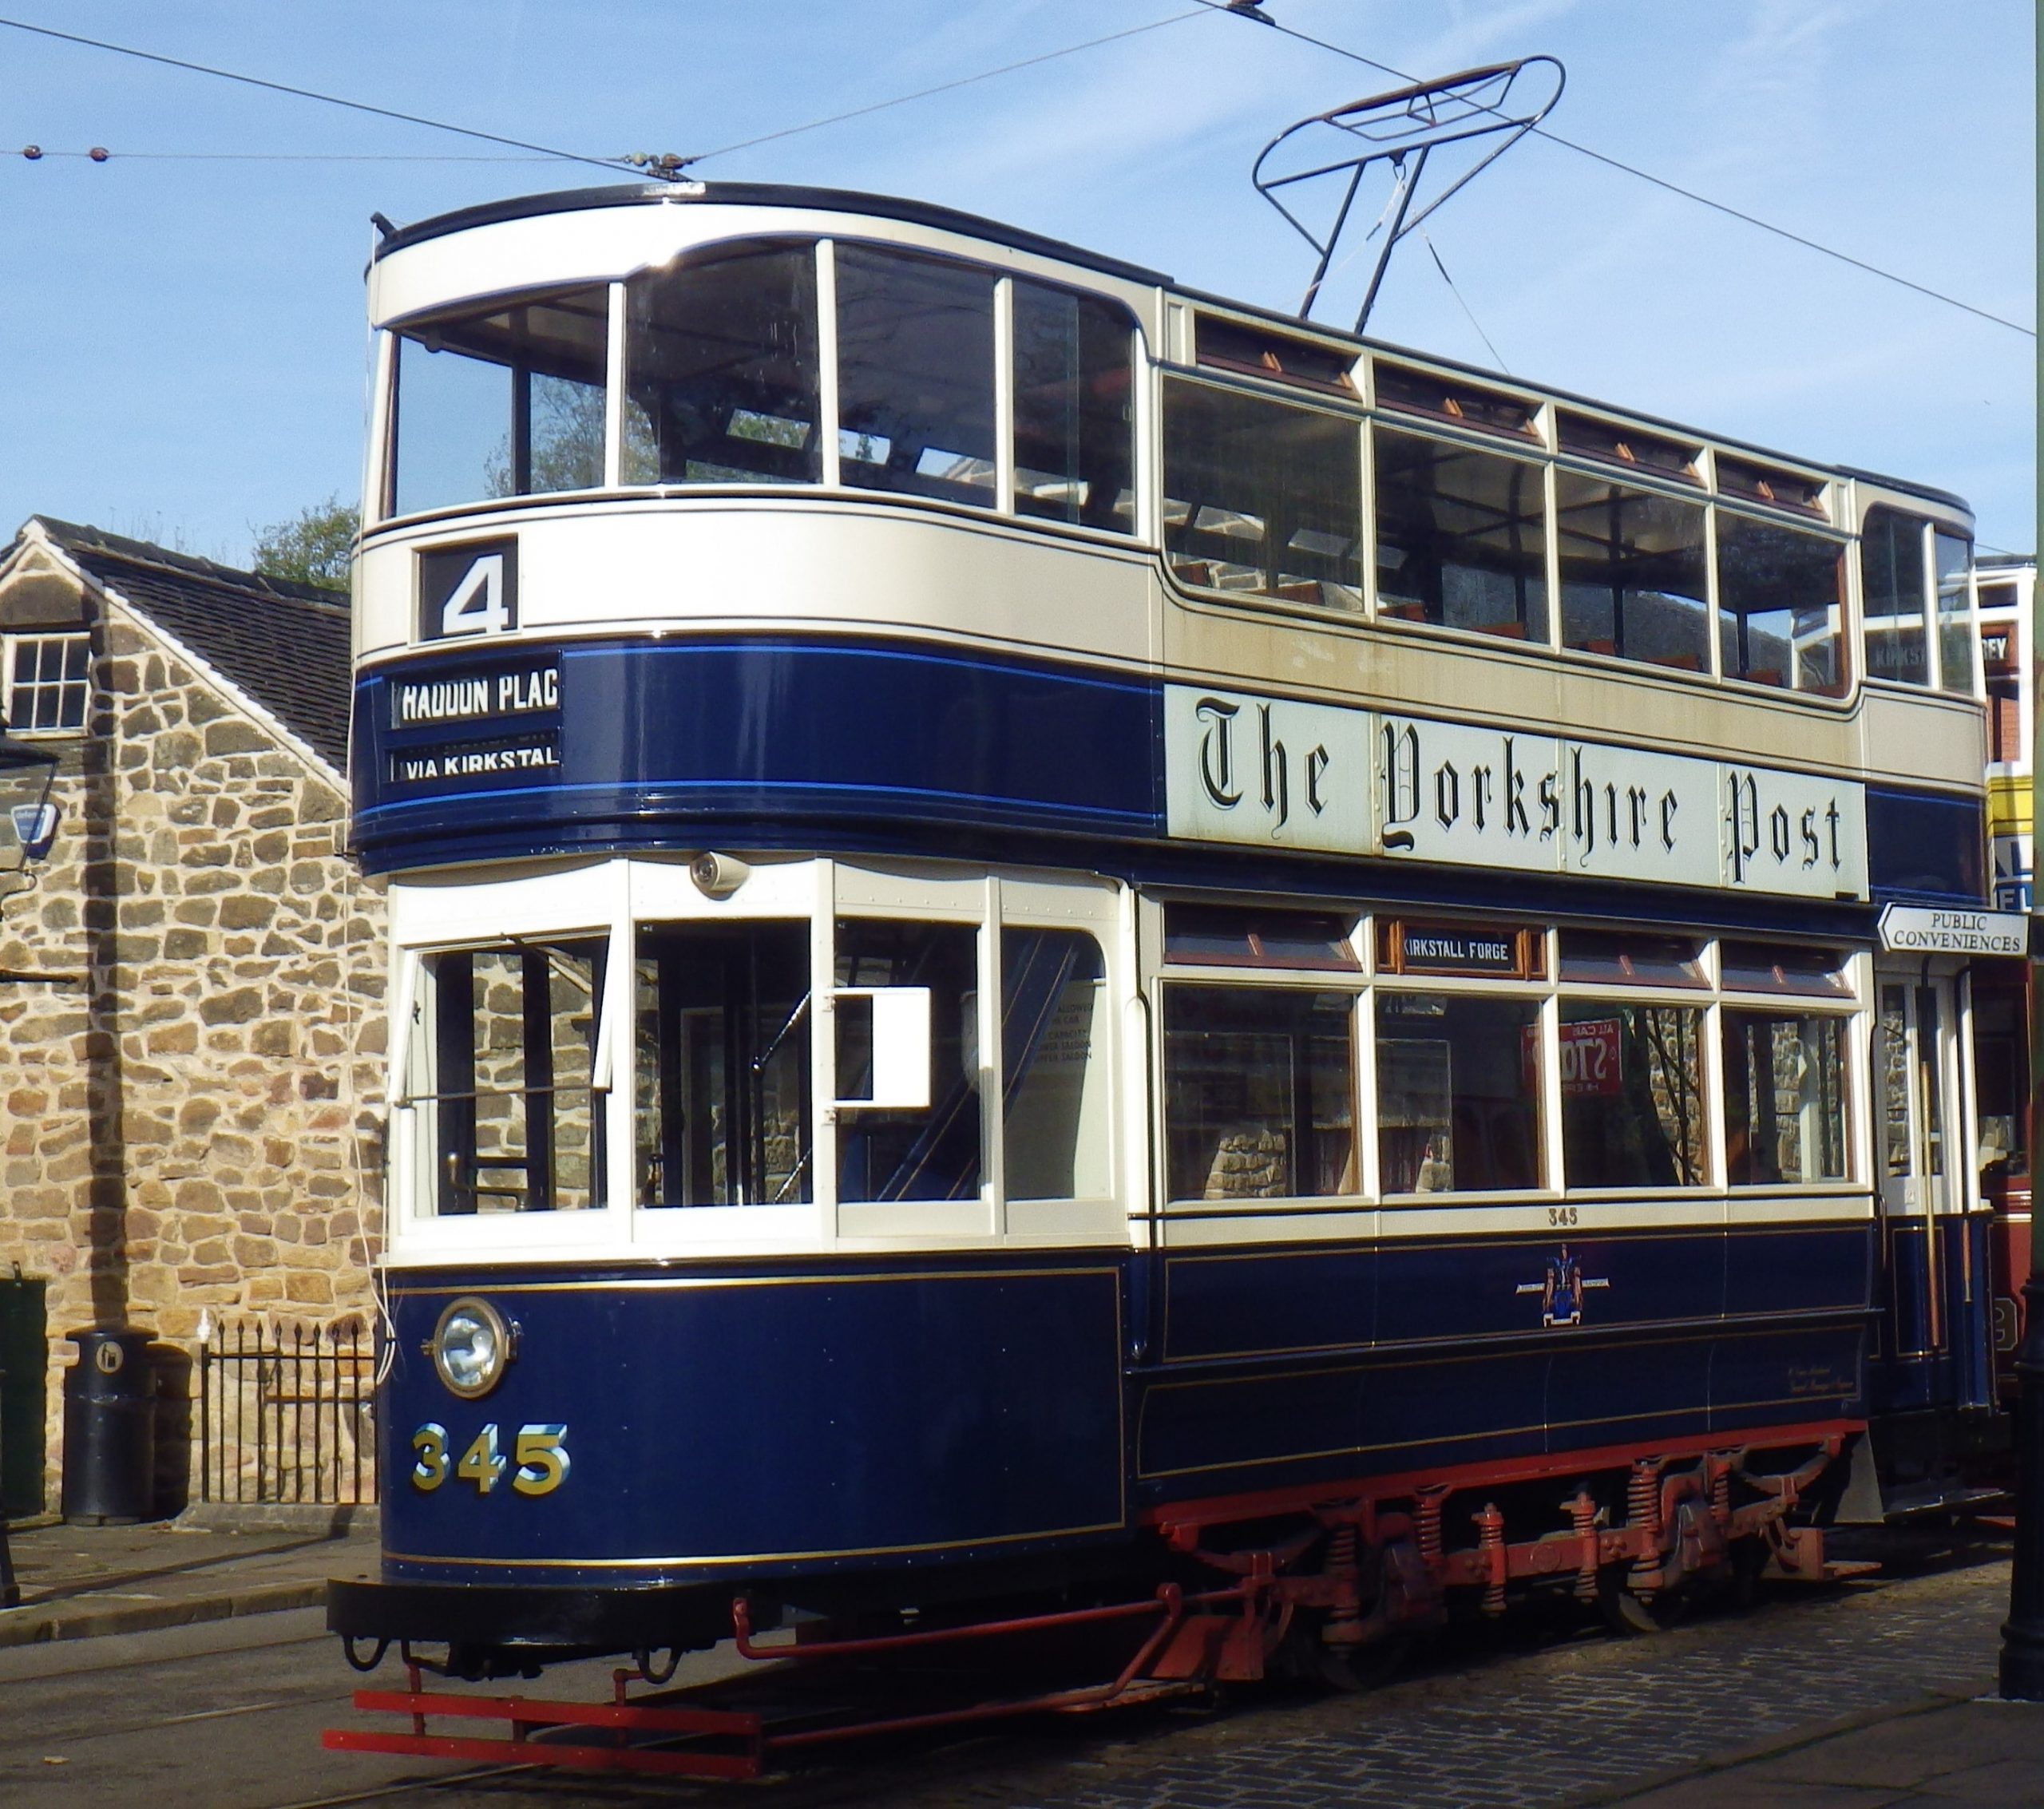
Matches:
[[1877, 904, 2027, 955], [1164, 684, 1870, 901]]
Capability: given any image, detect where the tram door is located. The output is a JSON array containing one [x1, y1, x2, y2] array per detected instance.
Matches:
[[1872, 970, 1984, 1412]]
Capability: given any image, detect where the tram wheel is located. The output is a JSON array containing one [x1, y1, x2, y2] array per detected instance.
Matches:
[[1313, 1633, 1412, 1692], [1728, 1534, 1771, 1610], [1596, 1569, 1688, 1636]]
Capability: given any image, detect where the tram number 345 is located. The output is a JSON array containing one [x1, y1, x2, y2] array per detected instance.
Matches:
[[412, 1422, 568, 1496]]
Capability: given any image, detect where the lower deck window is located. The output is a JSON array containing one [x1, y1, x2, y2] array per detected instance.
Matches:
[[1163, 988, 1354, 1202], [1559, 1002, 1707, 1188], [635, 922, 810, 1206], [837, 919, 980, 1202], [1377, 993, 1541, 1193], [422, 941, 605, 1213], [1723, 1009, 1848, 1184], [1002, 929, 1111, 1200]]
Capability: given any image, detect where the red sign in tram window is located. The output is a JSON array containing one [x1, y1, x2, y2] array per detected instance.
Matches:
[[1524, 1019, 1624, 1095]]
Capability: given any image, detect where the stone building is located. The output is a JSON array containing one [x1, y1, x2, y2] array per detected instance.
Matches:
[[0, 518, 383, 1513]]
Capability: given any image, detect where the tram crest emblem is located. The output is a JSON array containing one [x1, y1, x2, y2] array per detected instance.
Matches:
[[1515, 1246, 1610, 1328]]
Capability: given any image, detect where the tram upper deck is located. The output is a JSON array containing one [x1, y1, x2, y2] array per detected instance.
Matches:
[[354, 181, 1986, 900]]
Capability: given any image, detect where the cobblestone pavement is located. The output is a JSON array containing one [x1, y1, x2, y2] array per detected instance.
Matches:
[[819, 1538, 2017, 1809]]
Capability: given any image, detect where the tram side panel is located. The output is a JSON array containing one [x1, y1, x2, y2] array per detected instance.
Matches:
[[380, 1261, 1131, 1594], [1131, 1213, 1871, 1514]]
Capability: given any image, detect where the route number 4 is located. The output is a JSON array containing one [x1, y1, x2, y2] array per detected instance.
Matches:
[[440, 552, 510, 638]]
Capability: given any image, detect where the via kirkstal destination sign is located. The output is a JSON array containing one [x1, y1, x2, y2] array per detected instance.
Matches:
[[1164, 684, 1870, 902]]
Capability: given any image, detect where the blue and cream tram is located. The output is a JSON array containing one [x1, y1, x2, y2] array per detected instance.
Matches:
[[331, 181, 2005, 1684]]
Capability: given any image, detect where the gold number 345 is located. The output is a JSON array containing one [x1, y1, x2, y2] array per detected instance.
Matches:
[[412, 1421, 569, 1497]]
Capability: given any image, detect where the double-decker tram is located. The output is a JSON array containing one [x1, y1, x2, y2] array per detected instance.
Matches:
[[327, 180, 2008, 1762]]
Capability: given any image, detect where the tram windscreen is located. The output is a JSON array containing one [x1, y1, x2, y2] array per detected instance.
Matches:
[[835, 246, 998, 505], [1934, 529, 1976, 695], [390, 287, 608, 515], [1860, 507, 1930, 684], [634, 923, 811, 1208], [624, 243, 822, 485], [415, 940, 606, 1213], [1011, 283, 1135, 532]]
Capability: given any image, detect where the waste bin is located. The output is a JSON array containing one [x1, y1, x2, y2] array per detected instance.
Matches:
[[61, 1328, 157, 1523]]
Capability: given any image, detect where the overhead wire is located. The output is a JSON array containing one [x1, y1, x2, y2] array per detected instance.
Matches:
[[0, 7, 1213, 179], [678, 10, 1210, 167], [1199, 0, 2034, 340], [18, 148, 564, 163], [0, 14, 643, 179], [1420, 228, 1509, 374]]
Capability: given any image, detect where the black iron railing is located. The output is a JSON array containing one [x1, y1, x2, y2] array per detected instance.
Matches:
[[198, 1321, 378, 1505]]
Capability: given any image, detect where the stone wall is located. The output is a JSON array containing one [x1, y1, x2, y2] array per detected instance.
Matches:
[[0, 564, 384, 1510]]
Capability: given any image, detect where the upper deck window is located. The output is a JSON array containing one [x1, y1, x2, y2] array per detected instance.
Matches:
[[1714, 514, 1847, 695], [1860, 506, 1931, 686], [390, 287, 608, 517], [835, 245, 997, 506], [1196, 317, 1357, 397], [1373, 426, 1549, 642], [1933, 530, 1977, 695], [1556, 414, 1701, 484], [1012, 281, 1135, 532], [1555, 473, 1710, 673], [624, 243, 821, 486], [1373, 365, 1538, 440], [1163, 378, 1362, 611]]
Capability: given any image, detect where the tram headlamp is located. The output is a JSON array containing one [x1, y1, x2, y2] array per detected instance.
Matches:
[[691, 851, 751, 898], [429, 1296, 513, 1399]]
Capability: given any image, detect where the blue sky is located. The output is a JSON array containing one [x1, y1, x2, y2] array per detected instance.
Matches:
[[0, 1, 2032, 560]]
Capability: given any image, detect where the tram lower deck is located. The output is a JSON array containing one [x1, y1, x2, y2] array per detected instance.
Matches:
[[331, 849, 1987, 1665]]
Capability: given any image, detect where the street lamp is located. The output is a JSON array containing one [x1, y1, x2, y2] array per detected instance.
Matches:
[[0, 734, 55, 1606], [2002, 561, 2044, 1693], [0, 737, 60, 874]]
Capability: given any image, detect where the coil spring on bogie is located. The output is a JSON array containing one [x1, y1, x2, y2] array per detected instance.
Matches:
[[1567, 1486, 1599, 1603], [1414, 1485, 1448, 1570], [1626, 1459, 1664, 1599], [1324, 1522, 1364, 1645]]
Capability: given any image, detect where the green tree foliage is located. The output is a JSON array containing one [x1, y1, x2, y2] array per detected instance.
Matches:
[[251, 496, 358, 589]]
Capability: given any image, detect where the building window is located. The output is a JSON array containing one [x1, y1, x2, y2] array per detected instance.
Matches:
[[6, 633, 89, 733]]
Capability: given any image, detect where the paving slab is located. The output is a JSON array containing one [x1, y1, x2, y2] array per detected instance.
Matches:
[[0, 1517, 373, 1647]]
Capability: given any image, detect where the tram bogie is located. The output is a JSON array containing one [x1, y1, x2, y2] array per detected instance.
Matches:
[[327, 180, 2011, 1740]]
